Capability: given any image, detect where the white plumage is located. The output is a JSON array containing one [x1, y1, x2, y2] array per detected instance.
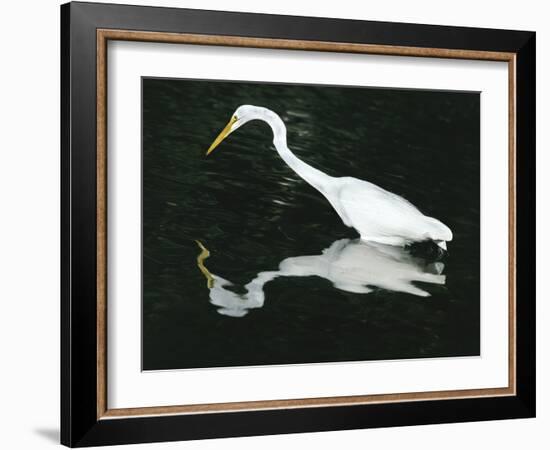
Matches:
[[207, 105, 452, 249]]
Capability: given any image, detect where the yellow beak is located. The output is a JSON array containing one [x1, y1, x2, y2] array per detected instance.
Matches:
[[206, 116, 238, 156]]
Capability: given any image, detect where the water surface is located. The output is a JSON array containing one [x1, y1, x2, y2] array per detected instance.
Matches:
[[142, 78, 480, 370]]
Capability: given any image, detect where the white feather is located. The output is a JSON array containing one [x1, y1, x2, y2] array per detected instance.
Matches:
[[221, 105, 453, 248]]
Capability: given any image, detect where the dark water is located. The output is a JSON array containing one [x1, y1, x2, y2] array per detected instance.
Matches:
[[142, 78, 480, 371]]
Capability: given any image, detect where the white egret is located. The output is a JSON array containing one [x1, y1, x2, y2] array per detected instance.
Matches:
[[207, 105, 452, 249]]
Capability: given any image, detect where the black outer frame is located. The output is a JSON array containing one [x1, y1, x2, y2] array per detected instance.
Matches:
[[61, 1, 536, 447]]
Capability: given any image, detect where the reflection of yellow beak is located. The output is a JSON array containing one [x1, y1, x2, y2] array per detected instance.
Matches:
[[206, 116, 238, 155], [195, 240, 214, 289]]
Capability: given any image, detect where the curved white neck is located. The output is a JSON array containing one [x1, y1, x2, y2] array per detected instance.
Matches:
[[256, 108, 334, 194]]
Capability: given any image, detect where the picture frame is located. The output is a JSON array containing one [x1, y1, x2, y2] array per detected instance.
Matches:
[[61, 1, 535, 447]]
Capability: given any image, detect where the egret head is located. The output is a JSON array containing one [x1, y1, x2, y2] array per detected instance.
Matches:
[[206, 105, 260, 155]]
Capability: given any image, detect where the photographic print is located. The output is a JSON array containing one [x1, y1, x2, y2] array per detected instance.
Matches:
[[142, 78, 480, 371]]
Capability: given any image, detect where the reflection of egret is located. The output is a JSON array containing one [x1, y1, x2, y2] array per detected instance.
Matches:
[[196, 239, 446, 318], [207, 105, 452, 250]]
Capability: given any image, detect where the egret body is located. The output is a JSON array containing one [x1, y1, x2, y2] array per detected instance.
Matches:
[[206, 105, 452, 249]]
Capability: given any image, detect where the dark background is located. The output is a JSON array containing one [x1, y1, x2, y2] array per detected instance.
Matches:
[[142, 78, 480, 370]]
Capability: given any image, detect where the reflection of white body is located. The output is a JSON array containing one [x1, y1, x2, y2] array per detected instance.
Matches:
[[205, 239, 446, 318], [207, 105, 453, 249]]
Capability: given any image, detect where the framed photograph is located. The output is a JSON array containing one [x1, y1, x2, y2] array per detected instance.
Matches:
[[61, 1, 535, 447]]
